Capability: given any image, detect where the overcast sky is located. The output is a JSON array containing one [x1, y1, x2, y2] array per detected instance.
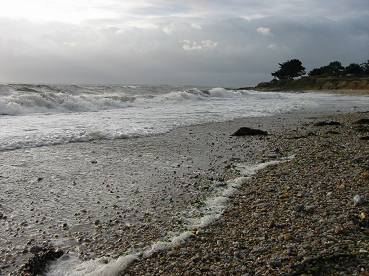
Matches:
[[0, 0, 368, 86]]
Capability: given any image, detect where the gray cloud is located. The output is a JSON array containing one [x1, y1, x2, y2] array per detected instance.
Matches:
[[0, 0, 368, 86]]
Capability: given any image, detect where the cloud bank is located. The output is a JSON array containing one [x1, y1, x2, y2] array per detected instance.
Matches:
[[0, 0, 368, 86]]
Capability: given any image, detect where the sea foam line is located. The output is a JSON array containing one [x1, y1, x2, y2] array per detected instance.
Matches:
[[47, 156, 294, 276]]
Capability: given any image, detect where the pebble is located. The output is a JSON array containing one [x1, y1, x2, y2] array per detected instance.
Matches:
[[353, 194, 366, 206]]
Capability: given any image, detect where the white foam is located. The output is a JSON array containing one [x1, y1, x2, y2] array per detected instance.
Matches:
[[208, 87, 241, 97], [1, 84, 369, 152], [0, 85, 241, 116], [46, 156, 294, 276]]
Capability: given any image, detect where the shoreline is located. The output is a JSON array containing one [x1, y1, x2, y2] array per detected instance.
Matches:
[[1, 113, 283, 275], [1, 109, 368, 275], [246, 76, 369, 95], [124, 111, 369, 275], [237, 87, 369, 96], [260, 89, 369, 96]]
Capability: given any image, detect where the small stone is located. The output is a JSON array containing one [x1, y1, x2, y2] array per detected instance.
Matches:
[[361, 171, 369, 180], [295, 204, 305, 212], [101, 258, 109, 264], [359, 212, 367, 220], [305, 205, 316, 213], [270, 258, 282, 268], [353, 195, 366, 206], [280, 233, 291, 241]]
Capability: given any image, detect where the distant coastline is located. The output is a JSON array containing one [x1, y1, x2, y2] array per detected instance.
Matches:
[[240, 76, 369, 94], [239, 59, 369, 94]]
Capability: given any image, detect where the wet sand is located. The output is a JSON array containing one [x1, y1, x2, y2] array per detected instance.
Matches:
[[1, 110, 369, 275]]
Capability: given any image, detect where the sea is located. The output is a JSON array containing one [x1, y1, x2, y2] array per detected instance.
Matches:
[[1, 83, 369, 153]]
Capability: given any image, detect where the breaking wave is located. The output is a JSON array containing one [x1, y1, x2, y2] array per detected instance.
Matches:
[[0, 84, 242, 116], [1, 84, 369, 152]]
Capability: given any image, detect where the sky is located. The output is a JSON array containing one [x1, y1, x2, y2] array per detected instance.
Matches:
[[0, 0, 368, 86]]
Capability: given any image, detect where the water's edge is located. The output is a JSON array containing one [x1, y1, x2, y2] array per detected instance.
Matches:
[[47, 156, 294, 276]]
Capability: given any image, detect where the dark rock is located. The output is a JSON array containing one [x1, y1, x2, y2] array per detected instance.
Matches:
[[295, 204, 306, 212], [359, 136, 369, 141], [30, 246, 43, 254], [314, 121, 342, 127], [231, 127, 268, 136], [354, 118, 369, 125], [22, 245, 64, 275]]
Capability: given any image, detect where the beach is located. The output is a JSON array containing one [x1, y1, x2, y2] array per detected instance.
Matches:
[[2, 112, 279, 275], [125, 111, 369, 275], [0, 87, 368, 275], [0, 109, 367, 275]]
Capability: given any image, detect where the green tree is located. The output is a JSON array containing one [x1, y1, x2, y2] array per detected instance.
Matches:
[[360, 60, 369, 75], [326, 61, 344, 76], [272, 59, 306, 80], [308, 61, 344, 77], [344, 63, 364, 75], [309, 67, 325, 77]]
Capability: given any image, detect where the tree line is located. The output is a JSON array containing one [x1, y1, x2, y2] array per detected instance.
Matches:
[[272, 59, 369, 80]]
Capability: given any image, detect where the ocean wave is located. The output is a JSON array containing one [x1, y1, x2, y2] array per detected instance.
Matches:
[[0, 84, 240, 116]]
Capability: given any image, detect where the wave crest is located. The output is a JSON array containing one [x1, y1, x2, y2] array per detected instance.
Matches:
[[0, 84, 239, 115]]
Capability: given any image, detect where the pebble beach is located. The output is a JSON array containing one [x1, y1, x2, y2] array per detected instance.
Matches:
[[125, 111, 369, 275], [1, 106, 368, 275]]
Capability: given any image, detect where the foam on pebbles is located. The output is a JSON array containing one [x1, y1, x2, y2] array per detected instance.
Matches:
[[46, 156, 294, 276]]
